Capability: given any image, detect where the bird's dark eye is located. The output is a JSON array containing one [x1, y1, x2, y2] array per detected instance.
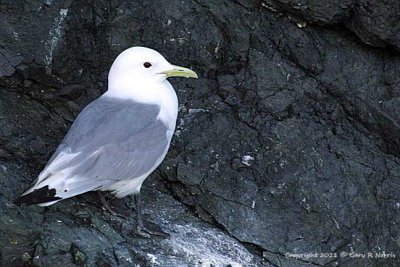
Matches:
[[143, 62, 152, 68]]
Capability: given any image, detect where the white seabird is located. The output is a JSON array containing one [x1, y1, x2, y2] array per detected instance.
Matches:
[[14, 46, 198, 234]]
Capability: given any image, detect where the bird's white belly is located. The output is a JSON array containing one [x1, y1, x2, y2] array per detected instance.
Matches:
[[103, 174, 148, 197]]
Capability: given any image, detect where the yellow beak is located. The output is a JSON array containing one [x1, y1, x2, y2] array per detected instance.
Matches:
[[160, 65, 198, 78]]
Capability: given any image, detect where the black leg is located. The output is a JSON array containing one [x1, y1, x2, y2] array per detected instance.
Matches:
[[134, 194, 144, 229], [98, 192, 125, 218], [133, 193, 169, 238]]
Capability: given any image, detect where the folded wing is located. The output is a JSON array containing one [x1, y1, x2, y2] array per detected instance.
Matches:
[[14, 96, 170, 206]]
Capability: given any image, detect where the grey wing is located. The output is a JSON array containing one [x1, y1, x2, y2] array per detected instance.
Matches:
[[33, 96, 171, 198]]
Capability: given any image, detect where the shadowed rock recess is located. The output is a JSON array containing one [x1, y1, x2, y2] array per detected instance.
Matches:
[[1, 0, 399, 266]]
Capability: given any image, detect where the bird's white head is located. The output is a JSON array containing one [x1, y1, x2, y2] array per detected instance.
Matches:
[[106, 46, 197, 102]]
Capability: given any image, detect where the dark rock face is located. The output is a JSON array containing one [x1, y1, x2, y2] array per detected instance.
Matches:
[[1, 0, 400, 266]]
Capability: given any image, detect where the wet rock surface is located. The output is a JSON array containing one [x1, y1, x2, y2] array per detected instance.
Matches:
[[1, 0, 400, 266]]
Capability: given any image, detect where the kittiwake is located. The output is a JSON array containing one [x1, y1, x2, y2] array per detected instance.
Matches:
[[13, 46, 198, 234]]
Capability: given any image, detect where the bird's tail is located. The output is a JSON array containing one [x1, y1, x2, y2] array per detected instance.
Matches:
[[13, 185, 62, 206], [13, 172, 106, 206]]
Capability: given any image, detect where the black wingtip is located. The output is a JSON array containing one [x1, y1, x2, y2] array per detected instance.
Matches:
[[13, 186, 62, 206]]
